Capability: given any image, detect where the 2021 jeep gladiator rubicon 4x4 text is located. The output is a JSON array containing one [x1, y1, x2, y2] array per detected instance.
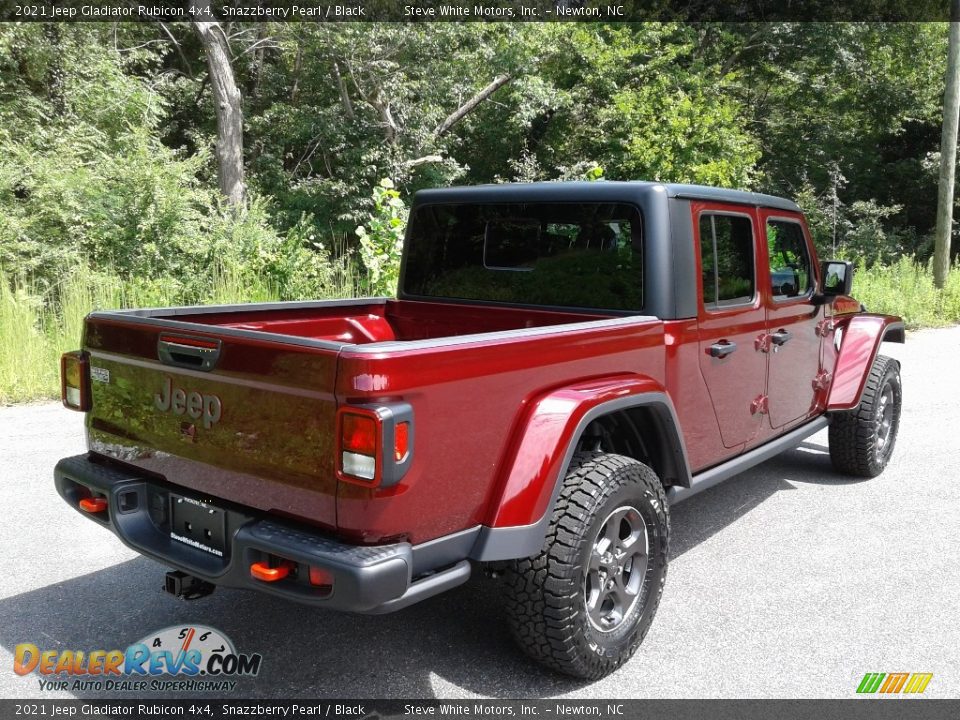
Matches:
[[56, 182, 904, 678]]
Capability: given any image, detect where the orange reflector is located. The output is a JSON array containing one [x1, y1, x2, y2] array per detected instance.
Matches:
[[342, 413, 378, 456], [79, 497, 108, 514], [250, 561, 290, 582], [309, 566, 334, 587], [394, 422, 410, 462]]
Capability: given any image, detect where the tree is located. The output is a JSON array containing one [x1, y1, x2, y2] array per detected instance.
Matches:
[[244, 24, 529, 229], [934, 16, 960, 288], [193, 0, 245, 207], [478, 24, 761, 187]]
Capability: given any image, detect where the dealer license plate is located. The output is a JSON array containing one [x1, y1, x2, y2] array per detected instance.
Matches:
[[169, 494, 226, 557]]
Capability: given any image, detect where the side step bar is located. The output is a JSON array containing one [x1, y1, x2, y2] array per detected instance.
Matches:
[[667, 416, 830, 504]]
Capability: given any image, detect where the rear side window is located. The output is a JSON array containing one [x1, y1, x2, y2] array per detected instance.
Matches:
[[699, 213, 755, 309], [767, 219, 812, 300], [402, 202, 643, 311]]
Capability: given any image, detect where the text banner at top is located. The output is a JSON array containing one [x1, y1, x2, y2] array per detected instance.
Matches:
[[0, 0, 956, 23]]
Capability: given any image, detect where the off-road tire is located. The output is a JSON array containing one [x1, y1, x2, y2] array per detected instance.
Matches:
[[502, 452, 669, 680], [829, 354, 902, 477]]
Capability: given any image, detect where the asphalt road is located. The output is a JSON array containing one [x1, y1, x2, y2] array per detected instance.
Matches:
[[1, 327, 958, 700]]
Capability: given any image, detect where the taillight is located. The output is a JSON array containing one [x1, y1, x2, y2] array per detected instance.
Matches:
[[340, 411, 379, 482], [60, 351, 91, 411], [336, 404, 414, 487], [342, 413, 378, 455]]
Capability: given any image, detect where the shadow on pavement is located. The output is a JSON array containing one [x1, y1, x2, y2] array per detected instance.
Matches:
[[669, 441, 869, 554], [0, 443, 857, 699]]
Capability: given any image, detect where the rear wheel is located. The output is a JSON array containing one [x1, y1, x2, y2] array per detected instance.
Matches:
[[502, 452, 669, 680], [829, 354, 902, 477]]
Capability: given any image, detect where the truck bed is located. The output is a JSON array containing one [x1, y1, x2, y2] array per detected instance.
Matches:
[[82, 298, 663, 544]]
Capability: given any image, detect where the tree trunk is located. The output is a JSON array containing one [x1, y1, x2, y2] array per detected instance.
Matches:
[[332, 60, 355, 121], [290, 44, 303, 105], [934, 17, 960, 289], [435, 74, 512, 137], [193, 2, 245, 208]]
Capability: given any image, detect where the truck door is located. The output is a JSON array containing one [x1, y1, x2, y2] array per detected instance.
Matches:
[[760, 211, 823, 428], [695, 203, 768, 449]]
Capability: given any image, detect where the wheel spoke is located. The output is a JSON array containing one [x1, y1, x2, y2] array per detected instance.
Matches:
[[612, 572, 634, 600], [603, 509, 626, 548], [583, 503, 650, 633], [619, 543, 647, 571], [589, 601, 612, 628]]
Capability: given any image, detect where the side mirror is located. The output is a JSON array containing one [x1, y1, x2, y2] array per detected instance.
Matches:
[[813, 260, 854, 304]]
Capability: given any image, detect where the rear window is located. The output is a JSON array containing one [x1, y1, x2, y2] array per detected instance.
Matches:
[[402, 202, 643, 311]]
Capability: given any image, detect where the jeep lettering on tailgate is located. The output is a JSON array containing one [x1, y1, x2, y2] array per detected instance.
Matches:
[[154, 376, 222, 429]]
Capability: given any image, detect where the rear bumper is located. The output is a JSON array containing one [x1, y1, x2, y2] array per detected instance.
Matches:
[[54, 454, 471, 613]]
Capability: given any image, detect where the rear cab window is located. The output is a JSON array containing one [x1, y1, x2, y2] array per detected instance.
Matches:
[[402, 202, 644, 312]]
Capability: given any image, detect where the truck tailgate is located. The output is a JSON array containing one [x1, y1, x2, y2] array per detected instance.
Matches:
[[82, 314, 340, 530]]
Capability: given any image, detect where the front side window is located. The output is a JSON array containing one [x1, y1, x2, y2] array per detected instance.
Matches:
[[767, 219, 813, 300], [699, 213, 756, 309], [402, 202, 643, 311]]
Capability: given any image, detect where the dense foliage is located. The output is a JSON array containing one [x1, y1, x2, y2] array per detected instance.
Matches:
[[1, 22, 959, 402], [2, 22, 954, 289]]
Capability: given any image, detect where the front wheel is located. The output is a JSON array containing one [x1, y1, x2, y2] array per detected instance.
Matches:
[[502, 452, 669, 680], [829, 354, 902, 477]]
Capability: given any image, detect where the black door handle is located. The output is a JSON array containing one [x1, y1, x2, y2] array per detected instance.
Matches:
[[771, 329, 792, 346], [707, 340, 737, 358]]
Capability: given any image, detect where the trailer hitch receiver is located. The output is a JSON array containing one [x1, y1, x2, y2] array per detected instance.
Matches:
[[164, 570, 216, 600]]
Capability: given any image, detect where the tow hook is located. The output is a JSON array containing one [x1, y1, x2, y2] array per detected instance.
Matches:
[[164, 570, 216, 600]]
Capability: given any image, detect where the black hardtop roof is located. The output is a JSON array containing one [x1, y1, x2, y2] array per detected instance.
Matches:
[[412, 181, 801, 213]]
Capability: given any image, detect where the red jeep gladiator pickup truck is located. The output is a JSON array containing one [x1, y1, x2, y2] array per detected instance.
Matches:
[[56, 182, 904, 679]]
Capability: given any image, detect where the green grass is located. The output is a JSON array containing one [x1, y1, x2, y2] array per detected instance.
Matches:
[[0, 275, 55, 403], [0, 260, 362, 405], [853, 257, 960, 329], [1, 256, 958, 405]]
